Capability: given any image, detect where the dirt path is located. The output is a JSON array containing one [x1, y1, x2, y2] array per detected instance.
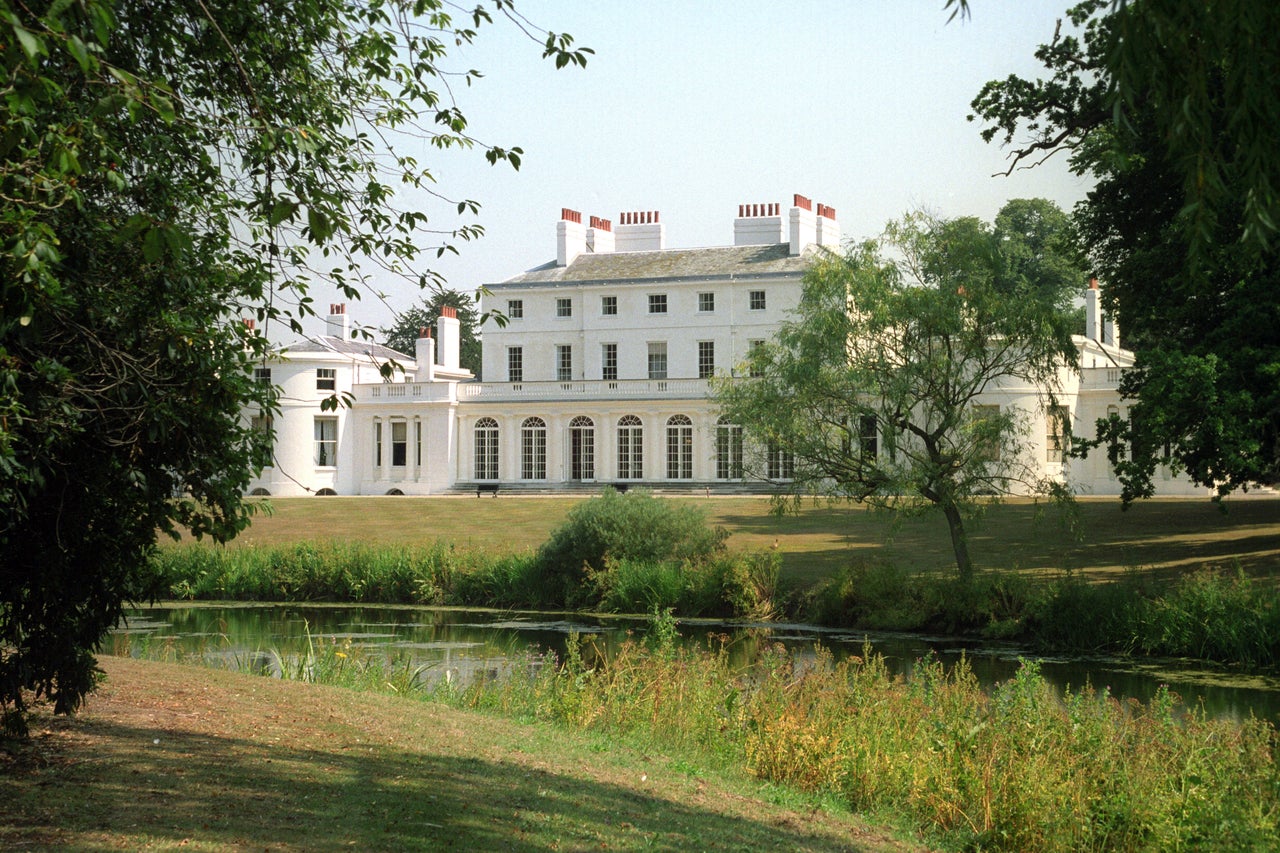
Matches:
[[1, 657, 926, 852]]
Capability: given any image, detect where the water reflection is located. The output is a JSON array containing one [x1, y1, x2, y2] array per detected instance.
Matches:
[[109, 604, 1280, 725]]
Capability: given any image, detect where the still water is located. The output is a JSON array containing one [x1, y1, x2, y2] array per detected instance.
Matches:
[[110, 604, 1280, 725]]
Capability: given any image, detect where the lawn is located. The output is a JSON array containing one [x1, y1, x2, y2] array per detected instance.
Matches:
[[0, 657, 922, 852], [196, 494, 1280, 591]]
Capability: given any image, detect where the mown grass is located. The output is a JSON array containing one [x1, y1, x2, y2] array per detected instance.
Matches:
[[206, 495, 1280, 590], [116, 617, 1280, 852]]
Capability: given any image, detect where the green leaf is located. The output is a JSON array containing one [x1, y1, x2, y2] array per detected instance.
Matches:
[[151, 92, 176, 123], [268, 199, 299, 226], [11, 22, 45, 65], [67, 34, 92, 74], [307, 208, 332, 241]]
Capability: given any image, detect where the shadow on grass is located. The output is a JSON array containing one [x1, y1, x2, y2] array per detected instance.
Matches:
[[7, 714, 877, 852], [724, 500, 1280, 585]]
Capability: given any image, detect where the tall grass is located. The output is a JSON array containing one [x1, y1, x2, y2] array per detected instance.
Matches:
[[235, 618, 1275, 852], [807, 560, 1280, 669], [466, 635, 1278, 851], [1028, 567, 1280, 668], [151, 539, 780, 619]]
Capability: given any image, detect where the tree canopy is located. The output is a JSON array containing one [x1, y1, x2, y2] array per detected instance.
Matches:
[[970, 0, 1280, 499], [716, 202, 1083, 578], [381, 289, 483, 377], [0, 0, 587, 733]]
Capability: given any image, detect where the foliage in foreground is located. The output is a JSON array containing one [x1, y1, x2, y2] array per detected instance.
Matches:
[[0, 0, 587, 734], [166, 621, 1279, 852], [972, 0, 1280, 499]]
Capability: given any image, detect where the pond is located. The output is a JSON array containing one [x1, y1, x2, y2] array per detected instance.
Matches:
[[109, 603, 1280, 725]]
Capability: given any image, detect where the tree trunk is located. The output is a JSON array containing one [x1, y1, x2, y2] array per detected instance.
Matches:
[[941, 501, 974, 581]]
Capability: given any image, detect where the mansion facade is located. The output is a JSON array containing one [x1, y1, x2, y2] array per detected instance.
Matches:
[[245, 194, 1208, 498]]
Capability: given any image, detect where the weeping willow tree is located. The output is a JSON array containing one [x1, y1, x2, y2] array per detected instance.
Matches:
[[717, 203, 1082, 579]]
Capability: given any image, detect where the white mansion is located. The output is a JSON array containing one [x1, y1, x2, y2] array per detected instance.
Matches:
[[245, 194, 1207, 497]]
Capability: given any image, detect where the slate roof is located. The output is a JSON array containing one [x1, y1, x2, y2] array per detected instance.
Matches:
[[492, 243, 820, 288], [284, 336, 412, 362]]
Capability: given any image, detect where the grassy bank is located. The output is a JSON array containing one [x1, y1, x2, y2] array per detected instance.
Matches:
[[1, 656, 917, 852], [87, 623, 1280, 851]]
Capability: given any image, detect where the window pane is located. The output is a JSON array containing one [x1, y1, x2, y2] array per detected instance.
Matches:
[[391, 421, 407, 467], [557, 345, 572, 381], [474, 418, 498, 480], [521, 417, 546, 479], [602, 343, 618, 381], [314, 417, 337, 467], [647, 342, 667, 380], [617, 416, 642, 479], [507, 347, 523, 383], [698, 341, 715, 379]]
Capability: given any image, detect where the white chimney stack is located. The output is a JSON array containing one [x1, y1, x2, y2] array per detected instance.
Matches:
[[556, 207, 586, 266], [587, 215, 614, 253], [788, 194, 817, 255], [1085, 278, 1101, 341], [437, 305, 461, 370], [814, 202, 840, 248], [734, 201, 785, 246], [614, 210, 665, 252], [326, 303, 349, 339], [415, 326, 436, 381]]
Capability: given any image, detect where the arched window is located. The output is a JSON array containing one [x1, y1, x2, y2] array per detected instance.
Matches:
[[521, 417, 547, 480], [315, 488, 337, 496], [474, 417, 499, 480], [716, 416, 743, 480], [666, 414, 693, 479], [568, 416, 595, 481], [617, 415, 643, 479], [250, 487, 271, 497]]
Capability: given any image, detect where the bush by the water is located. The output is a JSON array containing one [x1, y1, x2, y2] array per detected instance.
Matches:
[[535, 488, 728, 604]]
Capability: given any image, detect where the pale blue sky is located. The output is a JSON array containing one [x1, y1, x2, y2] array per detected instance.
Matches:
[[333, 1, 1091, 334]]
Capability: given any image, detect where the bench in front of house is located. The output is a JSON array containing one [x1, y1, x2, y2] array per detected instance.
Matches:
[[476, 483, 500, 498]]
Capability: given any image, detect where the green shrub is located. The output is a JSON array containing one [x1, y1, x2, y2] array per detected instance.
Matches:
[[535, 489, 727, 605]]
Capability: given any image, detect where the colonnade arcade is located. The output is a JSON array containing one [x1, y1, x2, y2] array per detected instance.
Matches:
[[454, 409, 754, 485]]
